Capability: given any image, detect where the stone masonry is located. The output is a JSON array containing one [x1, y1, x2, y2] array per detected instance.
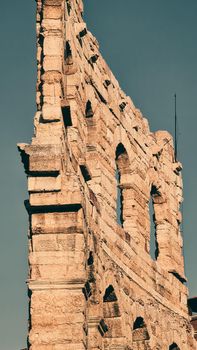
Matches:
[[18, 0, 196, 349]]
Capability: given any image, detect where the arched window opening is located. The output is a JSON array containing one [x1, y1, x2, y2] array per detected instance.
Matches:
[[103, 285, 120, 319], [132, 317, 150, 343], [133, 317, 145, 330], [169, 343, 180, 350], [85, 100, 94, 118], [66, 0, 71, 16], [115, 167, 123, 226], [115, 143, 130, 227], [87, 251, 94, 266], [149, 185, 159, 260], [101, 285, 123, 343], [64, 41, 72, 65], [103, 285, 117, 303]]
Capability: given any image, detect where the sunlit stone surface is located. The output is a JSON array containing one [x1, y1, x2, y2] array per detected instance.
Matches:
[[18, 1, 196, 349]]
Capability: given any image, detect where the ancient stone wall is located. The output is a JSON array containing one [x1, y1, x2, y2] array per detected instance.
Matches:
[[18, 0, 196, 349]]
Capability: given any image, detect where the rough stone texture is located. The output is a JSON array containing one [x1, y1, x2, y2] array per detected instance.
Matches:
[[191, 316, 197, 340], [18, 0, 196, 349]]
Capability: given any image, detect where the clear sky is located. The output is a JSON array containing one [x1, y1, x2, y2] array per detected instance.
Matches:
[[0, 0, 196, 349]]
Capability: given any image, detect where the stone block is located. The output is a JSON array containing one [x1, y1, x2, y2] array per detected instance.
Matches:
[[31, 212, 80, 234], [42, 105, 62, 121], [28, 176, 61, 193], [43, 5, 62, 19], [44, 36, 62, 56], [43, 56, 62, 72]]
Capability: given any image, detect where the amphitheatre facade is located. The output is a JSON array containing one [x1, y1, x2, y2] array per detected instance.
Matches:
[[18, 0, 196, 349]]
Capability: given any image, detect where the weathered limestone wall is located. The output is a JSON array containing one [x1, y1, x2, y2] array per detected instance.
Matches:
[[18, 0, 196, 349]]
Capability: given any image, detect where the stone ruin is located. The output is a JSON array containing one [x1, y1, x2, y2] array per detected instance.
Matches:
[[18, 0, 196, 349]]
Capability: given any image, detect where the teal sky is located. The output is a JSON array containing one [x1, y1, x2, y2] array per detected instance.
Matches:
[[0, 0, 196, 349]]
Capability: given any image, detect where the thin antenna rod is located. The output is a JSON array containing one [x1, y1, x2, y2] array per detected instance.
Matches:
[[174, 93, 177, 161]]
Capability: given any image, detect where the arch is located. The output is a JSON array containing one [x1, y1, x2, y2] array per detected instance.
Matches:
[[103, 285, 118, 303], [103, 284, 120, 319], [149, 184, 160, 260], [112, 126, 136, 166], [133, 316, 146, 330], [116, 143, 130, 175], [100, 272, 126, 348], [112, 126, 144, 234], [132, 316, 150, 342], [115, 143, 130, 227], [169, 343, 180, 350], [101, 270, 124, 314], [85, 100, 94, 118], [64, 41, 72, 64]]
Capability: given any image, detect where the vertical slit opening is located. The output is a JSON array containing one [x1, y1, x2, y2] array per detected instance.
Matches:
[[149, 185, 159, 260], [64, 41, 72, 65], [61, 105, 72, 127], [116, 168, 123, 227]]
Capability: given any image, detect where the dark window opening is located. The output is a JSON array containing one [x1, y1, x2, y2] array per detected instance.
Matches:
[[116, 168, 123, 227], [151, 184, 161, 200], [66, 0, 71, 15], [103, 285, 118, 303], [104, 79, 111, 87], [169, 270, 186, 284], [169, 343, 180, 350], [89, 54, 99, 64], [79, 28, 87, 38], [133, 317, 145, 330], [133, 317, 150, 342], [149, 185, 159, 260], [133, 125, 139, 132], [61, 105, 72, 127], [116, 143, 127, 159], [98, 319, 108, 336], [149, 198, 158, 260], [64, 41, 72, 65], [115, 143, 129, 227], [87, 251, 94, 266], [80, 164, 91, 182], [85, 100, 94, 118], [119, 101, 127, 112], [83, 281, 92, 300]]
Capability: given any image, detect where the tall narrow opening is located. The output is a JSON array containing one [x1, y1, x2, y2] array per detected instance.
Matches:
[[61, 105, 72, 127], [66, 0, 71, 16], [64, 41, 72, 65], [115, 167, 123, 226], [115, 143, 129, 228], [85, 100, 94, 118], [149, 185, 159, 260]]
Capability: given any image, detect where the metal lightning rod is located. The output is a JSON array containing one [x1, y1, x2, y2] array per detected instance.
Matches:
[[174, 93, 177, 162]]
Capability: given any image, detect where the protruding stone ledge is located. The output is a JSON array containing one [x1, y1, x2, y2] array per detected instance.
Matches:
[[25, 200, 82, 214], [28, 175, 61, 193], [28, 279, 86, 291], [17, 143, 61, 174]]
